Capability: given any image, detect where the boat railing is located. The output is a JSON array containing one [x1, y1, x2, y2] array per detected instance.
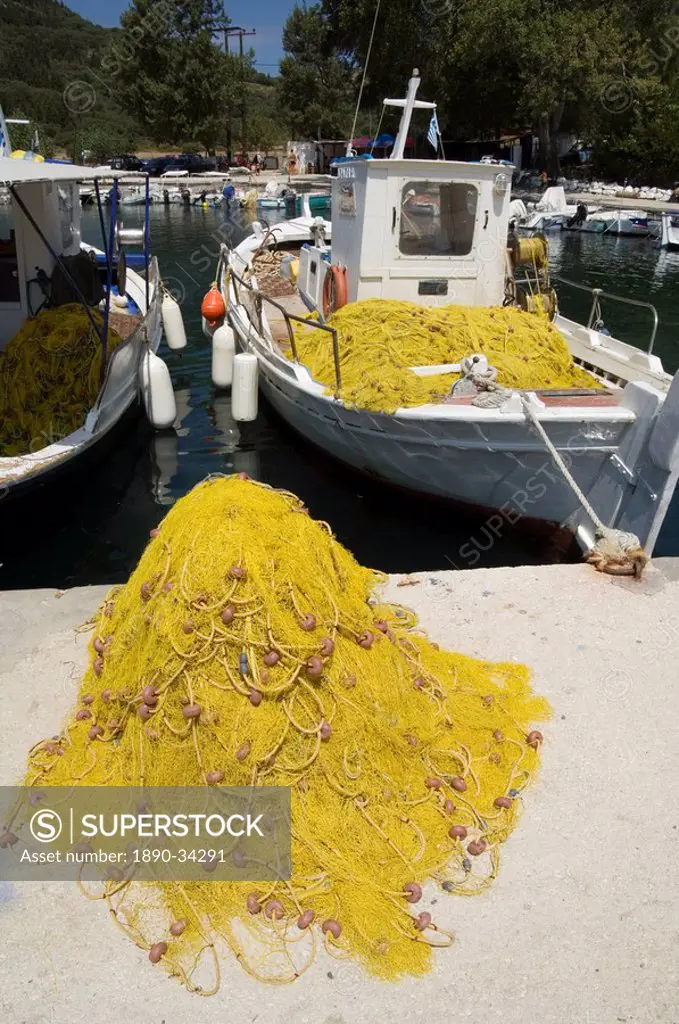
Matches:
[[227, 261, 343, 390], [554, 274, 659, 354]]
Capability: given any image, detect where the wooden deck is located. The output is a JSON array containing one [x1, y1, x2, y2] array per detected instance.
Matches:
[[262, 292, 310, 349]]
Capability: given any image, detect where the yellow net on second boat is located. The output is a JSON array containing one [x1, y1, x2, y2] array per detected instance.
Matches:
[[0, 304, 122, 457], [292, 299, 601, 413], [24, 476, 550, 991]]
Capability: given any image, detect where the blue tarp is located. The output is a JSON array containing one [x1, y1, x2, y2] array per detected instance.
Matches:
[[370, 133, 394, 148], [331, 154, 374, 165]]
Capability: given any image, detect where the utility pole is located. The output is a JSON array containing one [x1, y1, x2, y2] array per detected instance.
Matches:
[[224, 25, 256, 162]]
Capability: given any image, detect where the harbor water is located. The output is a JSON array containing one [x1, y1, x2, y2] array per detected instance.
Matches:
[[1, 204, 678, 589]]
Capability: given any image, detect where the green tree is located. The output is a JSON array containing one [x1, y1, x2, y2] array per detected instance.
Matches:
[[111, 0, 232, 151], [278, 4, 355, 140], [321, 0, 679, 178], [82, 123, 139, 163]]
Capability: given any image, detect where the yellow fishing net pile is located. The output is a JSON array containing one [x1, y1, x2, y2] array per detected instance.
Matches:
[[0, 304, 122, 457], [292, 299, 601, 413], [25, 477, 549, 991]]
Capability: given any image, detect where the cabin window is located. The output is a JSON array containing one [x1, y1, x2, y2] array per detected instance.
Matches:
[[0, 199, 21, 304], [399, 182, 478, 257]]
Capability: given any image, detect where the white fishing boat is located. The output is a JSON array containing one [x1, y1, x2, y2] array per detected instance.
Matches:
[[257, 179, 298, 210], [590, 209, 651, 237], [211, 73, 679, 567], [518, 187, 580, 232], [0, 106, 181, 502], [660, 211, 679, 250], [120, 186, 151, 206]]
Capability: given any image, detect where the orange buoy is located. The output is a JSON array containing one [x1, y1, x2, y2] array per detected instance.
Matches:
[[322, 265, 348, 319], [201, 283, 226, 328]]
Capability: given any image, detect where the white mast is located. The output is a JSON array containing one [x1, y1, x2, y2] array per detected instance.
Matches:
[[384, 68, 437, 160]]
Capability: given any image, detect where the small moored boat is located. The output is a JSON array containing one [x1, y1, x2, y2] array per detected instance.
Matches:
[[660, 211, 679, 250], [0, 105, 179, 502], [591, 209, 650, 237]]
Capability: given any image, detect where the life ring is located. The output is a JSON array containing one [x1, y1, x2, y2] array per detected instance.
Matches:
[[322, 265, 348, 318]]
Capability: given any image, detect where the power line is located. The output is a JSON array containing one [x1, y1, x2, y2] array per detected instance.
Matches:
[[224, 25, 257, 157]]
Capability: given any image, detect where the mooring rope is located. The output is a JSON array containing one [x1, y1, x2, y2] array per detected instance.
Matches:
[[464, 365, 647, 576]]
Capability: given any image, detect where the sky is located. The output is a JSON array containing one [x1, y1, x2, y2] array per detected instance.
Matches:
[[63, 1, 296, 71]]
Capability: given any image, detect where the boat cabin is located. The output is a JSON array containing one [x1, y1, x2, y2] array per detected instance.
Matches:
[[297, 72, 513, 314], [0, 165, 84, 346]]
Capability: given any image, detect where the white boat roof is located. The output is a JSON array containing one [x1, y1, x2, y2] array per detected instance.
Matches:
[[0, 158, 136, 186]]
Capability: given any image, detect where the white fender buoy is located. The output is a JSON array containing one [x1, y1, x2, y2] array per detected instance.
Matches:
[[231, 352, 258, 422], [161, 293, 187, 351], [212, 323, 236, 389], [140, 350, 177, 429]]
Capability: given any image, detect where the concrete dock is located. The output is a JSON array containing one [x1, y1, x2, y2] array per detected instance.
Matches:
[[1, 562, 678, 1024]]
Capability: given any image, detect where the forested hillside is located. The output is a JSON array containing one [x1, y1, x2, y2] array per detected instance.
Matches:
[[0, 0, 137, 153], [0, 0, 283, 158]]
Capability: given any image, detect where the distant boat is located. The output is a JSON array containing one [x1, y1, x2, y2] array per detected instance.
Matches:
[[257, 179, 298, 210], [660, 211, 679, 250], [120, 186, 150, 206], [594, 209, 650, 237], [562, 203, 607, 233], [304, 192, 331, 216], [519, 185, 579, 232]]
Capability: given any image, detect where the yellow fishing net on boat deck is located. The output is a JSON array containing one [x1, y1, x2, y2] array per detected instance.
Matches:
[[0, 304, 122, 457], [292, 299, 601, 413], [24, 477, 550, 991]]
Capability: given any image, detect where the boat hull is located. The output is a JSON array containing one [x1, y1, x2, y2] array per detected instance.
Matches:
[[606, 219, 649, 237], [660, 213, 679, 250], [227, 302, 636, 542], [223, 222, 678, 557], [563, 220, 606, 234], [254, 363, 606, 527], [0, 262, 164, 501]]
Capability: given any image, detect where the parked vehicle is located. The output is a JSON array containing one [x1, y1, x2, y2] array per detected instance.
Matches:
[[180, 153, 216, 174], [141, 156, 173, 177], [109, 155, 143, 172]]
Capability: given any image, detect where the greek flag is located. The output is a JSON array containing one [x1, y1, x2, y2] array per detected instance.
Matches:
[[427, 109, 441, 151]]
